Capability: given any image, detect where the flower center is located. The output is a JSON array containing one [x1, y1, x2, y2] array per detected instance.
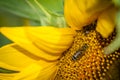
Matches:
[[54, 22, 120, 80]]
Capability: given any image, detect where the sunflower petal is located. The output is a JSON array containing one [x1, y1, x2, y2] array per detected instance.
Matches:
[[25, 27, 76, 55], [0, 43, 36, 80], [36, 60, 57, 80], [13, 63, 42, 80], [96, 6, 117, 38], [0, 43, 58, 80], [13, 60, 57, 80], [0, 43, 36, 68], [103, 10, 120, 54], [1, 26, 76, 60], [64, 0, 112, 30]]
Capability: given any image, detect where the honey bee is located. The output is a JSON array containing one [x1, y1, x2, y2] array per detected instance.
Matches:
[[72, 44, 88, 61]]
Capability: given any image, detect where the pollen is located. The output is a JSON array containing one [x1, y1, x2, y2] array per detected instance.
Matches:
[[54, 23, 120, 80]]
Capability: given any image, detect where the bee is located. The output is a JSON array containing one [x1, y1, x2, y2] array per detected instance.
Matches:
[[72, 44, 88, 61]]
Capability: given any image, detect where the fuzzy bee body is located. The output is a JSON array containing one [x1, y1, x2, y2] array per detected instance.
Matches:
[[72, 44, 88, 61]]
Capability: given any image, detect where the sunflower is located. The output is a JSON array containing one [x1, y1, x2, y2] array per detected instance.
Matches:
[[0, 0, 120, 80], [64, 0, 120, 55]]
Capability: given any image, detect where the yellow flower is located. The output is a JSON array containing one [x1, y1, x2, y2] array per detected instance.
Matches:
[[64, 0, 120, 55], [0, 0, 119, 80], [0, 26, 76, 80], [65, 0, 117, 38]]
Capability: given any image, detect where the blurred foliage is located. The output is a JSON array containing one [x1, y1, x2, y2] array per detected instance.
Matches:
[[0, 9, 24, 27], [0, 0, 66, 27], [0, 33, 13, 47], [0, 0, 66, 47], [0, 10, 22, 47]]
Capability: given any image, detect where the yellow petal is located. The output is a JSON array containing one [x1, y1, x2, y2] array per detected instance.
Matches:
[[0, 44, 58, 80], [64, 0, 112, 30], [0, 43, 36, 80], [0, 61, 19, 80], [0, 61, 20, 71], [36, 61, 58, 80], [25, 27, 76, 55], [0, 73, 16, 80], [96, 6, 117, 38], [1, 26, 76, 61], [13, 63, 42, 80], [13, 61, 57, 80], [0, 43, 36, 68]]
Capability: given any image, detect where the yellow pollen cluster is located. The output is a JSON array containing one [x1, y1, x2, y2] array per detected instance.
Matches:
[[54, 26, 120, 80]]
